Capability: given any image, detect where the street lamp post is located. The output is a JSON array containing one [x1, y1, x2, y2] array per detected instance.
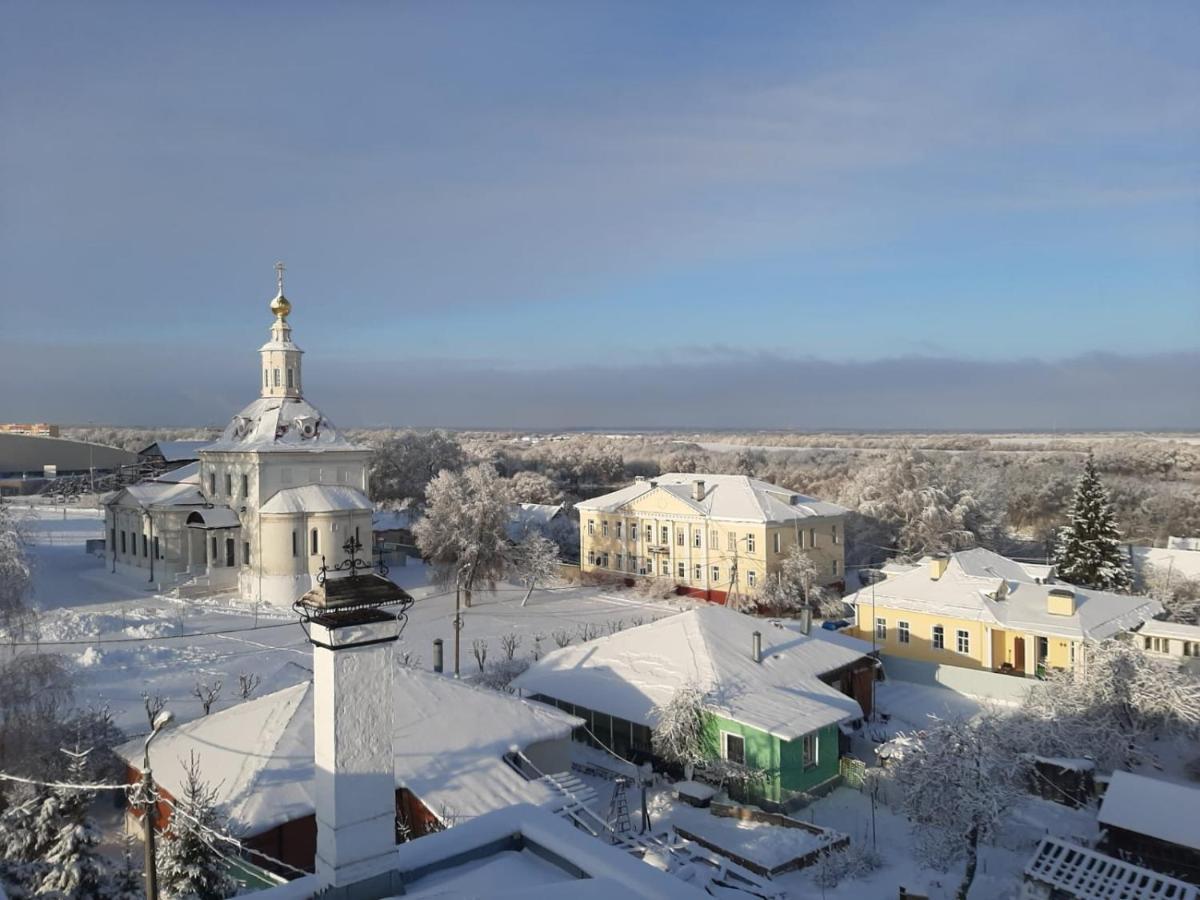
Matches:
[[147, 513, 155, 584], [453, 561, 472, 678], [141, 709, 174, 900]]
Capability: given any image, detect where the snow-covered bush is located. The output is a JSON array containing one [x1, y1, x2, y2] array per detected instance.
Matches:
[[468, 657, 531, 694], [811, 841, 883, 888], [509, 532, 560, 606]]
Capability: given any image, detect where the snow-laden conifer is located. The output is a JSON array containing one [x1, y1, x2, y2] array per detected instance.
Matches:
[[1054, 452, 1132, 591]]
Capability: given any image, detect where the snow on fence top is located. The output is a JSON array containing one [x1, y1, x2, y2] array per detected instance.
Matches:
[[513, 606, 871, 740], [1024, 837, 1197, 900], [846, 546, 1162, 641], [1098, 771, 1200, 852], [114, 668, 581, 835], [574, 473, 847, 523]]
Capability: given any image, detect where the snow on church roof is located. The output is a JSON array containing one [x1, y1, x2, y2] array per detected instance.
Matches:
[[203, 396, 366, 454], [576, 473, 847, 523], [260, 484, 372, 515], [846, 548, 1162, 642], [513, 607, 872, 740], [1099, 771, 1200, 852], [115, 668, 580, 836]]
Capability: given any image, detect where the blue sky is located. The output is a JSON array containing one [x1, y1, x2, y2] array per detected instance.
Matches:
[[1, 1, 1197, 427]]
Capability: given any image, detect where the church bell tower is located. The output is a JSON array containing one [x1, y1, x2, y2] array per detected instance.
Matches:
[[260, 261, 304, 399]]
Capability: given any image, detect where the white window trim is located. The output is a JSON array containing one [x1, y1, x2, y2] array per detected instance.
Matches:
[[720, 730, 746, 764]]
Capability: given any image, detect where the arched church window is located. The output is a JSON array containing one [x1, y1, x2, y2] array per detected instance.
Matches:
[[291, 530, 298, 558]]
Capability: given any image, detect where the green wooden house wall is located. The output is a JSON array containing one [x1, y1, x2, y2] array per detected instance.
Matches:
[[703, 714, 840, 803]]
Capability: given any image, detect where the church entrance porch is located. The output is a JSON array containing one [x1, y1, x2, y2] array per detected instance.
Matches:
[[183, 509, 242, 592]]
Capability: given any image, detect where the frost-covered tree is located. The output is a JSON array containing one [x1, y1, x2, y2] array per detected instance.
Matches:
[[35, 746, 110, 899], [507, 471, 562, 505], [887, 715, 1026, 900], [0, 785, 50, 894], [1053, 453, 1132, 592], [415, 464, 512, 608], [108, 833, 144, 900], [0, 503, 34, 637], [1145, 567, 1200, 626], [1018, 640, 1200, 770], [650, 683, 710, 781], [756, 546, 845, 618], [156, 753, 236, 900], [839, 450, 981, 560], [369, 430, 466, 506], [511, 532, 561, 606]]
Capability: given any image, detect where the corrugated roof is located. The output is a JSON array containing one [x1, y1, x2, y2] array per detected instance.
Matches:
[[514, 607, 872, 740], [576, 473, 846, 524]]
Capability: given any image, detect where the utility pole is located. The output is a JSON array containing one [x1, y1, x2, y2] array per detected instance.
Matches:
[[141, 710, 174, 900]]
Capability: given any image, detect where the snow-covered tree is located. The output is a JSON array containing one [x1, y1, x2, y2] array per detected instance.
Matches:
[[510, 532, 561, 606], [415, 464, 512, 608], [108, 833, 144, 900], [36, 747, 110, 899], [1018, 639, 1200, 770], [1143, 565, 1200, 626], [839, 449, 981, 560], [506, 471, 562, 505], [156, 753, 237, 900], [755, 545, 845, 618], [650, 683, 710, 781], [0, 503, 34, 638], [1053, 453, 1132, 592], [369, 430, 466, 506], [887, 714, 1026, 900]]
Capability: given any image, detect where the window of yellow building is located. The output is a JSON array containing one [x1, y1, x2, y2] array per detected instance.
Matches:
[[615, 521, 622, 539], [746, 533, 755, 553], [748, 570, 757, 588], [677, 562, 685, 578], [712, 565, 720, 582], [832, 524, 839, 545], [660, 525, 669, 544], [898, 621, 910, 644], [602, 521, 608, 537], [727, 532, 735, 551], [932, 625, 945, 650], [677, 529, 684, 547], [693, 530, 701, 548], [660, 560, 669, 576], [875, 618, 887, 640], [587, 519, 594, 535], [956, 629, 970, 654], [693, 564, 701, 580]]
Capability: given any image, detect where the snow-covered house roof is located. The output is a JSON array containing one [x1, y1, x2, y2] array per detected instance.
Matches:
[[507, 503, 565, 539], [114, 668, 581, 836], [845, 548, 1163, 642], [138, 440, 212, 462], [259, 484, 372, 515], [1130, 546, 1200, 583], [389, 804, 707, 899], [105, 480, 207, 511], [1024, 837, 1197, 900], [202, 396, 366, 454], [1099, 772, 1200, 852], [151, 460, 200, 484], [575, 473, 847, 524], [513, 607, 873, 741]]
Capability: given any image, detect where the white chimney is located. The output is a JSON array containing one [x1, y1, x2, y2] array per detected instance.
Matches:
[[799, 607, 812, 635], [692, 479, 705, 501], [752, 630, 762, 663], [300, 573, 410, 894], [929, 554, 950, 580]]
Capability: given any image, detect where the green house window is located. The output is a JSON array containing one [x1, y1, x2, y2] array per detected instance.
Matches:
[[802, 733, 818, 769], [722, 732, 745, 765]]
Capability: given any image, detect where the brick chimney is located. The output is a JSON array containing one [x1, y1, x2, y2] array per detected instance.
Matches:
[[298, 565, 414, 896]]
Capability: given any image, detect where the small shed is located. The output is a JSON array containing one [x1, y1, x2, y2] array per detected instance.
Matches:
[[1028, 755, 1095, 808], [1098, 771, 1200, 883]]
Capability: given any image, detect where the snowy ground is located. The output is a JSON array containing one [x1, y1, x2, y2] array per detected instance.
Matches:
[[9, 504, 687, 735]]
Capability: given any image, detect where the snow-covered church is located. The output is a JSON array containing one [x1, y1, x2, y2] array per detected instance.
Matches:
[[104, 265, 374, 606]]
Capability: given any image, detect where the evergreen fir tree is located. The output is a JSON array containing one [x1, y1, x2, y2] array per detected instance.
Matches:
[[156, 753, 236, 900], [36, 747, 111, 900], [108, 833, 144, 900], [1054, 452, 1132, 591]]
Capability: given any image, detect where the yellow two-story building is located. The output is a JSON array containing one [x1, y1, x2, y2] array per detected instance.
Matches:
[[845, 548, 1163, 675], [576, 473, 847, 605]]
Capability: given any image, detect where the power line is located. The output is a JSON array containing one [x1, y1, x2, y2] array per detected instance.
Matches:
[[0, 770, 129, 793]]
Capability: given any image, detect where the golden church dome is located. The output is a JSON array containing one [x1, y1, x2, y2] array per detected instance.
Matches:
[[270, 293, 292, 319]]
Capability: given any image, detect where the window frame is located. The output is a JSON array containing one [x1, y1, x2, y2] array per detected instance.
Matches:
[[897, 620, 910, 644], [956, 629, 970, 654], [721, 731, 746, 766], [932, 625, 945, 650], [802, 732, 818, 769], [875, 617, 887, 640]]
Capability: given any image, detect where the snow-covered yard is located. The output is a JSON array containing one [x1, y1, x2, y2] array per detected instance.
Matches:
[[10, 504, 687, 734]]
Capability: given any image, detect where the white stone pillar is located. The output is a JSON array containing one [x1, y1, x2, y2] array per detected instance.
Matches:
[[311, 612, 400, 892]]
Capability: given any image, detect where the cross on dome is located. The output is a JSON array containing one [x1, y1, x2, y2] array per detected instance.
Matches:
[[270, 260, 292, 320]]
